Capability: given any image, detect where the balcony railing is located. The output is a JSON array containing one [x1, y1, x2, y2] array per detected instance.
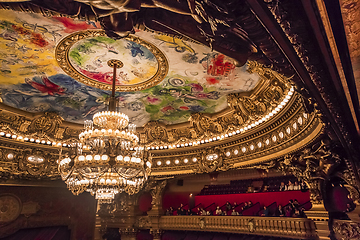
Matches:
[[159, 216, 317, 239]]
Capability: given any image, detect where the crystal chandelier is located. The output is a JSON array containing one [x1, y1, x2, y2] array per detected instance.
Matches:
[[58, 60, 151, 203]]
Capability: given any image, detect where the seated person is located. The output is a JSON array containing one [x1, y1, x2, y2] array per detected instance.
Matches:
[[293, 181, 300, 190], [279, 182, 286, 191], [220, 210, 227, 216], [275, 205, 285, 217], [242, 202, 248, 210], [346, 203, 356, 212], [285, 206, 293, 217], [288, 200, 295, 211], [292, 207, 306, 218], [225, 201, 232, 211], [165, 207, 174, 216], [261, 206, 270, 217], [292, 208, 301, 218], [263, 185, 269, 192], [177, 204, 186, 215], [231, 209, 239, 216], [299, 207, 307, 218], [293, 199, 300, 209], [300, 181, 308, 191], [201, 209, 208, 216], [248, 201, 253, 207], [233, 202, 237, 208], [215, 206, 222, 215], [207, 210, 213, 216], [187, 209, 194, 216], [197, 208, 204, 215], [286, 181, 294, 191]]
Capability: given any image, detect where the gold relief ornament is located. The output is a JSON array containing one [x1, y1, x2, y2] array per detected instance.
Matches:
[[149, 180, 167, 206], [0, 111, 26, 132], [199, 218, 205, 229], [19, 148, 59, 177], [28, 112, 63, 138], [247, 218, 255, 232], [333, 221, 360, 240], [135, 216, 151, 229], [195, 147, 224, 173], [143, 122, 168, 142], [277, 139, 342, 204], [343, 184, 360, 206], [0, 146, 59, 179], [0, 194, 22, 224]]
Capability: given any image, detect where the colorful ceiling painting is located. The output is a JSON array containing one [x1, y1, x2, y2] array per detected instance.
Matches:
[[0, 10, 260, 126], [70, 36, 158, 86]]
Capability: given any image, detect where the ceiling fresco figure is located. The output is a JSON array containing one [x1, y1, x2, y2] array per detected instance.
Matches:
[[0, 0, 258, 66]]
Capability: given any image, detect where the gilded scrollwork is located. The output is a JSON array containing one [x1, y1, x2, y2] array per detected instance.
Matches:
[[264, 0, 359, 193], [277, 140, 342, 204], [0, 110, 78, 141], [143, 122, 168, 143], [27, 113, 63, 138], [149, 229, 163, 239], [0, 145, 59, 179], [193, 147, 230, 173], [135, 216, 151, 229], [333, 221, 360, 240], [0, 111, 26, 132], [149, 180, 167, 206]]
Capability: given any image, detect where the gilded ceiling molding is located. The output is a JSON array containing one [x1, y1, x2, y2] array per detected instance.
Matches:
[[0, 91, 325, 179], [151, 95, 325, 176], [0, 108, 81, 142], [263, 0, 359, 189], [0, 140, 59, 180]]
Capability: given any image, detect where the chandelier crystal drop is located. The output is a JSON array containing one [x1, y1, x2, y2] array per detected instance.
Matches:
[[58, 59, 151, 204]]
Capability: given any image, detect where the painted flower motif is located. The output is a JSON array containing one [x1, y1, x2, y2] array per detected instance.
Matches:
[[146, 96, 160, 104], [179, 106, 189, 111], [161, 105, 175, 113], [190, 83, 203, 92]]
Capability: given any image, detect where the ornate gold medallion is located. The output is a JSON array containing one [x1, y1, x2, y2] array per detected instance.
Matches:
[[55, 30, 168, 92]]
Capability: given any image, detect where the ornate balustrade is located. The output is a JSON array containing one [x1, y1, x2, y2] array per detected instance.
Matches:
[[159, 216, 317, 239]]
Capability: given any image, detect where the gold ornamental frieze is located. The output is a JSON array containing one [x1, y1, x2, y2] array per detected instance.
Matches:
[[0, 141, 59, 179], [150, 96, 325, 176]]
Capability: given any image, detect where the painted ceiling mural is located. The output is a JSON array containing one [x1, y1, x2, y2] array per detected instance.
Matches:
[[68, 35, 159, 86], [0, 10, 260, 126]]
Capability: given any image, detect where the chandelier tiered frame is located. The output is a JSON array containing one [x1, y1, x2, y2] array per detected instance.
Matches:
[[58, 59, 151, 203]]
